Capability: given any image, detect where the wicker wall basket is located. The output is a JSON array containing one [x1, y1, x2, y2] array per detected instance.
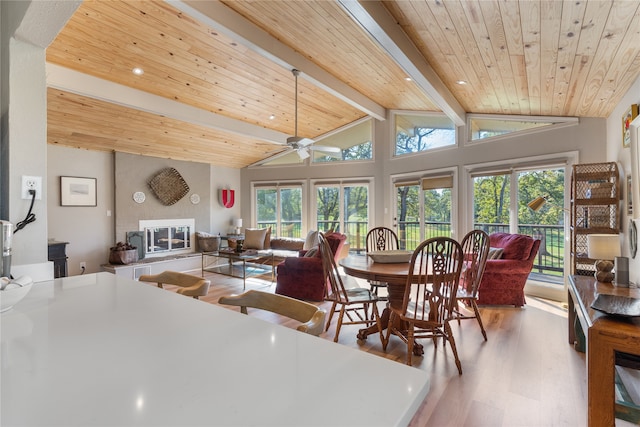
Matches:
[[148, 167, 190, 206]]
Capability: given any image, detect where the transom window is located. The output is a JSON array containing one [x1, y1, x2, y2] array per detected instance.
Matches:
[[312, 119, 373, 163], [467, 114, 578, 143], [394, 112, 455, 156]]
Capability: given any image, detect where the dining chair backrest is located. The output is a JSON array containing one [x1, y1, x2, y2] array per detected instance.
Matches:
[[218, 290, 326, 336], [459, 230, 490, 297], [366, 227, 400, 252], [319, 233, 351, 303], [402, 237, 463, 325]]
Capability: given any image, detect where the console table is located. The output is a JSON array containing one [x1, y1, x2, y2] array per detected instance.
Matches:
[[568, 275, 640, 426]]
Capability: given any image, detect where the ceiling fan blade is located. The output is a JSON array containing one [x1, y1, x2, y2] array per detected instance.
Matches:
[[309, 145, 341, 153]]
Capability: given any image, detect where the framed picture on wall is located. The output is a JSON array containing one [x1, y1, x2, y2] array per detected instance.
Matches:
[[623, 104, 639, 148], [60, 176, 97, 206]]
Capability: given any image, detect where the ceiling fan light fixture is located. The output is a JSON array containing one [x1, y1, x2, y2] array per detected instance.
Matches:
[[297, 148, 310, 160]]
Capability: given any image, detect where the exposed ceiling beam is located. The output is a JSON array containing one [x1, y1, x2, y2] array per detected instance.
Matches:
[[338, 0, 466, 127], [46, 63, 290, 144], [170, 0, 386, 121]]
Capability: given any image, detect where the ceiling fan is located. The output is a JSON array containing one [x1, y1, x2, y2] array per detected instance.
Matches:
[[285, 69, 341, 160]]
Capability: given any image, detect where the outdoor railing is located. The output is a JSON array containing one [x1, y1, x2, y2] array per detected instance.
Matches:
[[397, 221, 564, 282], [259, 219, 564, 283]]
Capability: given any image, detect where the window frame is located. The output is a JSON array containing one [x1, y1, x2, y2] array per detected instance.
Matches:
[[465, 114, 579, 146], [391, 110, 458, 159], [251, 181, 306, 238], [391, 166, 458, 247], [311, 117, 374, 165], [311, 178, 373, 249]]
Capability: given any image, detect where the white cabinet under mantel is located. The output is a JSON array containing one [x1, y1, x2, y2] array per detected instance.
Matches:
[[102, 253, 201, 280]]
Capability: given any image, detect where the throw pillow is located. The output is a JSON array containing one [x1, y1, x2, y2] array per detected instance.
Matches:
[[244, 228, 268, 250], [487, 247, 504, 260], [304, 230, 319, 250], [304, 246, 319, 258], [263, 226, 272, 249]]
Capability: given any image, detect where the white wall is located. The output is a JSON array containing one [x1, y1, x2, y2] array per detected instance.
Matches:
[[607, 74, 640, 276], [47, 145, 114, 276], [46, 146, 242, 275], [1, 1, 79, 281]]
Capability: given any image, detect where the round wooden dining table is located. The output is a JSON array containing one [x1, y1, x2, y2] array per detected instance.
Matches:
[[339, 254, 421, 344]]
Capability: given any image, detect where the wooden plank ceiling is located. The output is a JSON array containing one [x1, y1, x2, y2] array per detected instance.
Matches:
[[46, 0, 640, 168]]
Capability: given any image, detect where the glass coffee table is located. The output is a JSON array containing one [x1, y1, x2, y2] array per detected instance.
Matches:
[[202, 249, 274, 289]]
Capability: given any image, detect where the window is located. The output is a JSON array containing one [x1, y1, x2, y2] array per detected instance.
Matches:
[[255, 184, 303, 238], [471, 167, 566, 283], [394, 112, 455, 156], [395, 173, 454, 250], [314, 182, 369, 252], [467, 114, 578, 143], [312, 119, 373, 163]]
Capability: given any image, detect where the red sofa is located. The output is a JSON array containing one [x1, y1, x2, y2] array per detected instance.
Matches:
[[275, 233, 347, 302], [477, 233, 541, 307]]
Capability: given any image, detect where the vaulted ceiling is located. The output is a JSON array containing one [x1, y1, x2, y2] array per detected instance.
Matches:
[[46, 0, 640, 168]]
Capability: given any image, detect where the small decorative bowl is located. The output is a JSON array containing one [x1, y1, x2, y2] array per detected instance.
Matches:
[[367, 250, 413, 263], [0, 282, 33, 313]]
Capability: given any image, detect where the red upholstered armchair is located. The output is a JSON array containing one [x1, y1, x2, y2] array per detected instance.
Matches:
[[477, 233, 541, 307], [275, 233, 347, 302]]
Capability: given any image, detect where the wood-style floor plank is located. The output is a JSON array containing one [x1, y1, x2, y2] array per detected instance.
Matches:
[[145, 270, 589, 426]]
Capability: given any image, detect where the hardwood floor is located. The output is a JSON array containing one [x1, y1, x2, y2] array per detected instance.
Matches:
[[151, 270, 589, 426]]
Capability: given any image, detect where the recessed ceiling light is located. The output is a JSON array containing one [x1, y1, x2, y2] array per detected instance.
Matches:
[[269, 114, 275, 120], [456, 80, 468, 85], [405, 77, 412, 81], [132, 67, 144, 76]]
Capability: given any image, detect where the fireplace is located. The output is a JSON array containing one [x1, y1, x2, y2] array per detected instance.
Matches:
[[139, 219, 195, 258]]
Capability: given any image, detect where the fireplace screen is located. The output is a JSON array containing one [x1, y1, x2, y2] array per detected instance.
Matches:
[[140, 220, 194, 257]]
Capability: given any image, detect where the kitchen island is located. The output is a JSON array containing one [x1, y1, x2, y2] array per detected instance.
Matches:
[[1, 272, 429, 426]]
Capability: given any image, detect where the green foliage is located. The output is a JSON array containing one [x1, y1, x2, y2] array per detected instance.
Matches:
[[314, 141, 372, 163], [474, 175, 510, 224]]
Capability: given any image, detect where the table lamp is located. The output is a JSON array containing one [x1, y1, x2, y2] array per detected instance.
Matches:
[[587, 234, 621, 282], [234, 218, 243, 235]]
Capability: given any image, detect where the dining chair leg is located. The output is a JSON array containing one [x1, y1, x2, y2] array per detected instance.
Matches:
[[406, 322, 415, 366], [471, 300, 487, 341], [382, 312, 394, 351], [333, 306, 347, 342], [444, 320, 463, 375], [325, 301, 338, 332]]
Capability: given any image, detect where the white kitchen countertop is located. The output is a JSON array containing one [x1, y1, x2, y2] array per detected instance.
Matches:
[[1, 272, 429, 426]]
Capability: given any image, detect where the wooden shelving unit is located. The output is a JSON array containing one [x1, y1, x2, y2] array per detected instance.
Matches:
[[570, 162, 620, 276]]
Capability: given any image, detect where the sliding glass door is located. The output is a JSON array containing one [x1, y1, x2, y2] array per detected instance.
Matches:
[[395, 174, 453, 250], [472, 167, 565, 283], [315, 183, 369, 252]]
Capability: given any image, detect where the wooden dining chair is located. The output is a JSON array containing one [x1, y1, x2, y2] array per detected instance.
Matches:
[[218, 290, 326, 336], [453, 229, 490, 340], [320, 233, 383, 343], [382, 236, 464, 373], [365, 227, 400, 298]]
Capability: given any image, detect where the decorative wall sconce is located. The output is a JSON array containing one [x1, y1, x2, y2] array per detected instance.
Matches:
[[221, 189, 235, 208]]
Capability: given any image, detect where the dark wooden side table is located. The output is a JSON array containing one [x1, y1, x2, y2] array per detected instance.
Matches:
[[48, 240, 69, 278], [568, 275, 640, 426]]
